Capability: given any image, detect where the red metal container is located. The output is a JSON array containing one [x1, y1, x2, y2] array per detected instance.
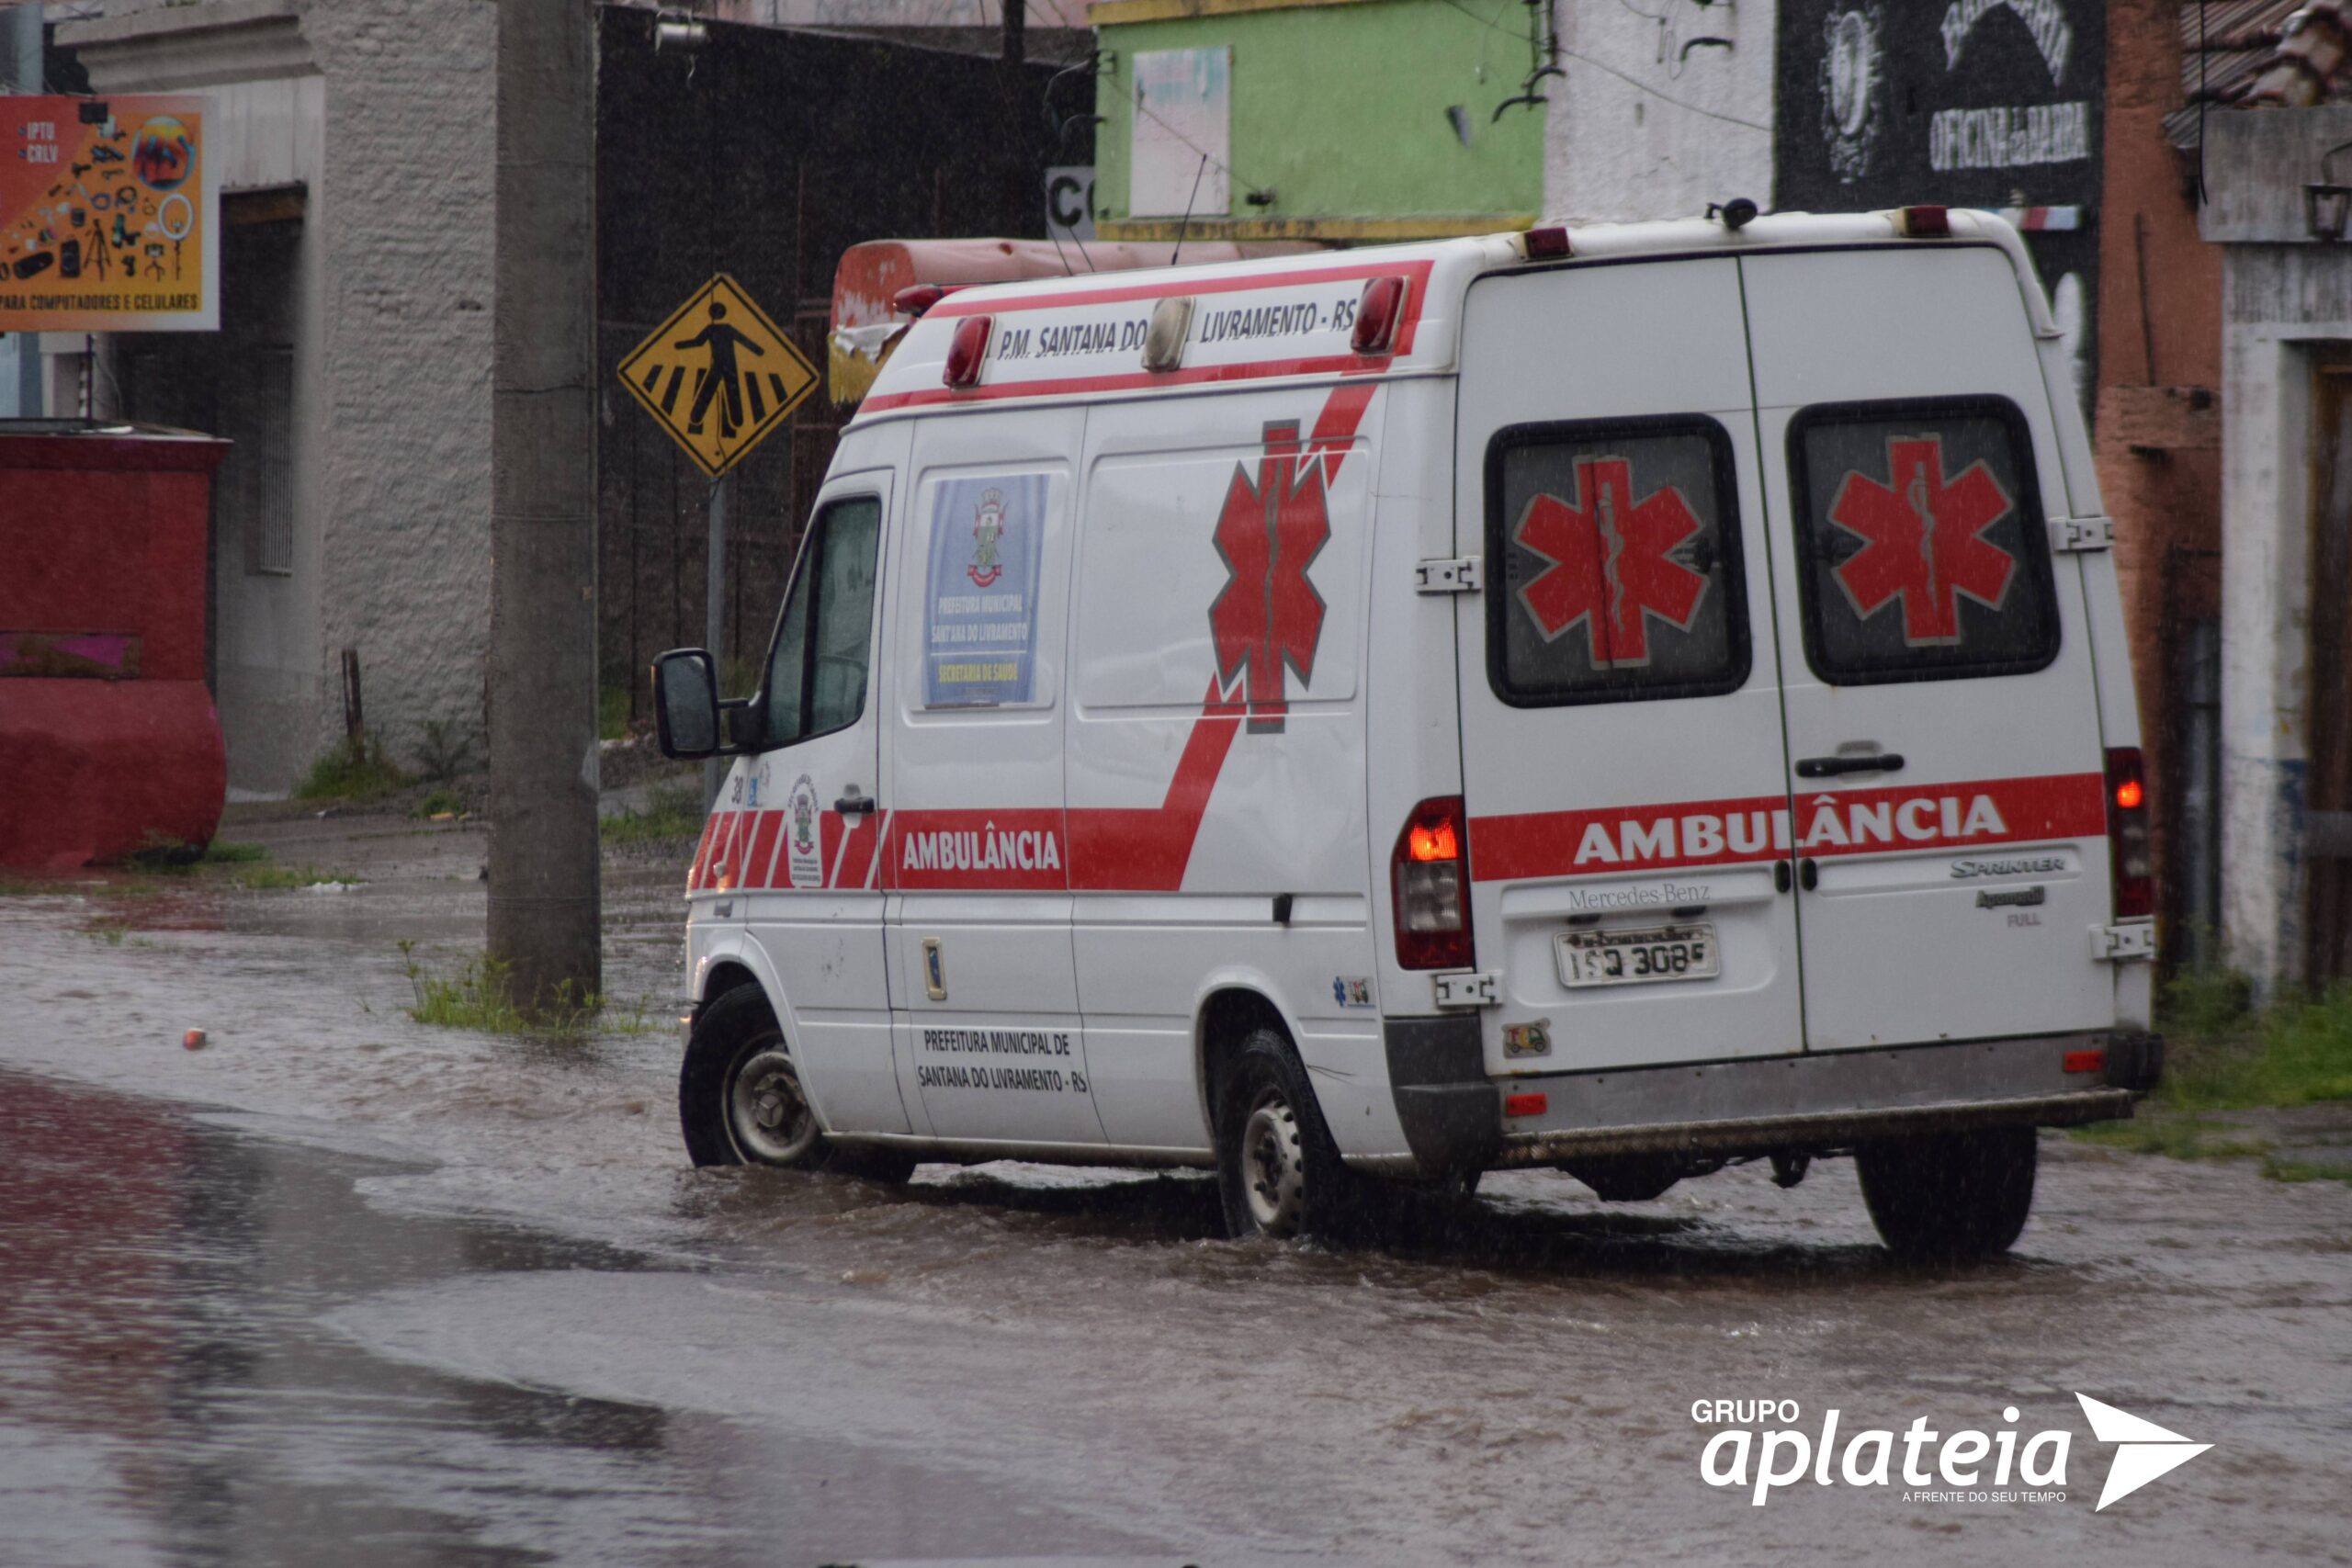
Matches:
[[0, 422, 231, 870]]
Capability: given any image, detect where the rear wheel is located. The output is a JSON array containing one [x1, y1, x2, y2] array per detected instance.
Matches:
[[1856, 1126, 2037, 1260], [1213, 1026, 1356, 1239], [681, 985, 917, 1182]]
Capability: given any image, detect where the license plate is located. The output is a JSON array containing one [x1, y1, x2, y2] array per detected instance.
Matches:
[[1555, 923, 1719, 987]]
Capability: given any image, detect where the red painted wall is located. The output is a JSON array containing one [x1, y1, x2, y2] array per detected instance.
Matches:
[[0, 427, 230, 870]]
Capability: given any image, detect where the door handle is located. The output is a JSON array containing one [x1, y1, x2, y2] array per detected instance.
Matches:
[[1794, 753, 1905, 779], [834, 792, 876, 816]]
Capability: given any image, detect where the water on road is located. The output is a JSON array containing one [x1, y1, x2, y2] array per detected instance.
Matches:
[[0, 818, 2346, 1565]]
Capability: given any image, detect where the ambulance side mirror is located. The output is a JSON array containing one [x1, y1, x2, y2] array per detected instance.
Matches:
[[651, 649, 722, 760]]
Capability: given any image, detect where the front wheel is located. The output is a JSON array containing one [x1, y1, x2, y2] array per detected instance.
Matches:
[[680, 985, 915, 1181], [1856, 1126, 2037, 1260], [1213, 1026, 1356, 1239]]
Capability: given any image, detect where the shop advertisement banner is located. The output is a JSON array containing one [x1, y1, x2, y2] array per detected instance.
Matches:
[[923, 475, 1047, 707], [1, 95, 217, 333]]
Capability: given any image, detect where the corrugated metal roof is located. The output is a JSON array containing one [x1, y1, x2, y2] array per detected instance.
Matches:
[[2167, 0, 2352, 148]]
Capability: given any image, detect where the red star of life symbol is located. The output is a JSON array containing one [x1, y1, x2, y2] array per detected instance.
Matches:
[[1210, 419, 1333, 732], [1512, 456, 1709, 667], [1827, 434, 2016, 646]]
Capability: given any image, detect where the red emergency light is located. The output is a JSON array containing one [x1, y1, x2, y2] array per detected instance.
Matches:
[[1351, 275, 1407, 355], [943, 314, 992, 389], [1522, 225, 1572, 260], [1894, 205, 1951, 239]]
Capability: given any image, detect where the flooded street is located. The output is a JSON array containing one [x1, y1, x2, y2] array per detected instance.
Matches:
[[2, 815, 2348, 1566]]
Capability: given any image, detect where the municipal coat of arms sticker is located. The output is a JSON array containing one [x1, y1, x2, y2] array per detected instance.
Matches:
[[786, 773, 824, 888]]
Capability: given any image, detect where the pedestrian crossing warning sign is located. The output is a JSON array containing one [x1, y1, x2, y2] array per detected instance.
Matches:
[[617, 274, 816, 478]]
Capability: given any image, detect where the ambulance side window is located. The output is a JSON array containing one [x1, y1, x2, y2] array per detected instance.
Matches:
[[1486, 415, 1750, 706], [763, 494, 882, 748], [1785, 396, 2059, 686]]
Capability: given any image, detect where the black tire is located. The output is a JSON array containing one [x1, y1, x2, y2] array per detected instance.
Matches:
[[1856, 1126, 2037, 1261], [1212, 1025, 1357, 1239], [679, 985, 914, 1182]]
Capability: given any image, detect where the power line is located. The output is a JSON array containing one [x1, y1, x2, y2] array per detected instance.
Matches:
[[1558, 45, 1770, 132]]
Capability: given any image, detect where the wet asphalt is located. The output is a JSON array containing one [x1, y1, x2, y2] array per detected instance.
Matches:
[[0, 807, 2346, 1566]]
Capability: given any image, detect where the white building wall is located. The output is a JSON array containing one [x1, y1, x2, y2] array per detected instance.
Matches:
[[2213, 265, 2344, 992], [1546, 0, 1776, 224], [306, 0, 494, 786], [63, 0, 493, 794], [2199, 107, 2352, 992]]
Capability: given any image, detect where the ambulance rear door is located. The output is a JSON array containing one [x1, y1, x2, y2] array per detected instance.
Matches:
[[1739, 243, 2115, 1051], [1453, 257, 1804, 1074]]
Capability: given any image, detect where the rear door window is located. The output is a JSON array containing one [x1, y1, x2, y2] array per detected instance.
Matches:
[[1487, 415, 1749, 707], [1785, 396, 2059, 685]]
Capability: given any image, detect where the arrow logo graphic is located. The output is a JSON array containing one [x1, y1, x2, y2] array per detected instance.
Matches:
[[2076, 1393, 2212, 1510]]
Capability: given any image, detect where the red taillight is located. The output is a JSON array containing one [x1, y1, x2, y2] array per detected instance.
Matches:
[[1503, 1091, 1548, 1118], [1393, 796, 1474, 970], [1522, 224, 1572, 259], [1895, 204, 1951, 238], [1351, 275, 1406, 355], [2063, 1049, 2107, 1075], [943, 314, 991, 389], [2106, 747, 2153, 919]]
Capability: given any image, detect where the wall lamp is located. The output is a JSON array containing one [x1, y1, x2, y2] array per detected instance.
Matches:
[[2305, 137, 2352, 239]]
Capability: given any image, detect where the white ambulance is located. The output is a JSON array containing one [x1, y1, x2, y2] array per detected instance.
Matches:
[[651, 208, 2161, 1259]]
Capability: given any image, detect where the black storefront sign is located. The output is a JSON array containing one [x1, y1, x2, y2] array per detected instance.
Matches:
[[1773, 0, 2105, 417]]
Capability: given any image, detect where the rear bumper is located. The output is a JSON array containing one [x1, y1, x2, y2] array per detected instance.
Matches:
[[1383, 1021, 2157, 1174]]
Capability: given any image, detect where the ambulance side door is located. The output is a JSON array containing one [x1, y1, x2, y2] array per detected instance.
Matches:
[[739, 462, 907, 1136], [884, 407, 1105, 1147]]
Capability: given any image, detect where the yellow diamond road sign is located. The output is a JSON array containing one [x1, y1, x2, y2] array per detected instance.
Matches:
[[618, 274, 816, 478]]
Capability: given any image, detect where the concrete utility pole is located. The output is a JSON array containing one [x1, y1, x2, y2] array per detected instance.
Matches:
[[487, 0, 601, 1013]]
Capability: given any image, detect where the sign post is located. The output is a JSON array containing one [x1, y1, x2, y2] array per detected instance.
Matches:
[[616, 274, 817, 806], [703, 470, 729, 807]]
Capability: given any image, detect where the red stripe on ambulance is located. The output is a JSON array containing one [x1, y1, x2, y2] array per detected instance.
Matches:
[[1469, 773, 2108, 883]]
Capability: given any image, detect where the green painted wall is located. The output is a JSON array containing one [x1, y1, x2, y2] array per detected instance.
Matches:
[[1094, 0, 1546, 237]]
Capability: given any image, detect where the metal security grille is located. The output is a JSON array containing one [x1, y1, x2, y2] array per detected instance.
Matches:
[[251, 347, 292, 575], [227, 346, 293, 577]]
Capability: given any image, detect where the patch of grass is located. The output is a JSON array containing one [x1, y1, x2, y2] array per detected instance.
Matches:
[[599, 682, 634, 741], [124, 835, 270, 874], [413, 788, 466, 820], [398, 940, 631, 1043], [2148, 970, 2352, 1112], [297, 739, 408, 802], [85, 917, 128, 946], [2260, 1155, 2352, 1185], [227, 863, 361, 891], [602, 776, 705, 846], [2073, 1115, 2271, 1162], [413, 717, 478, 784]]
